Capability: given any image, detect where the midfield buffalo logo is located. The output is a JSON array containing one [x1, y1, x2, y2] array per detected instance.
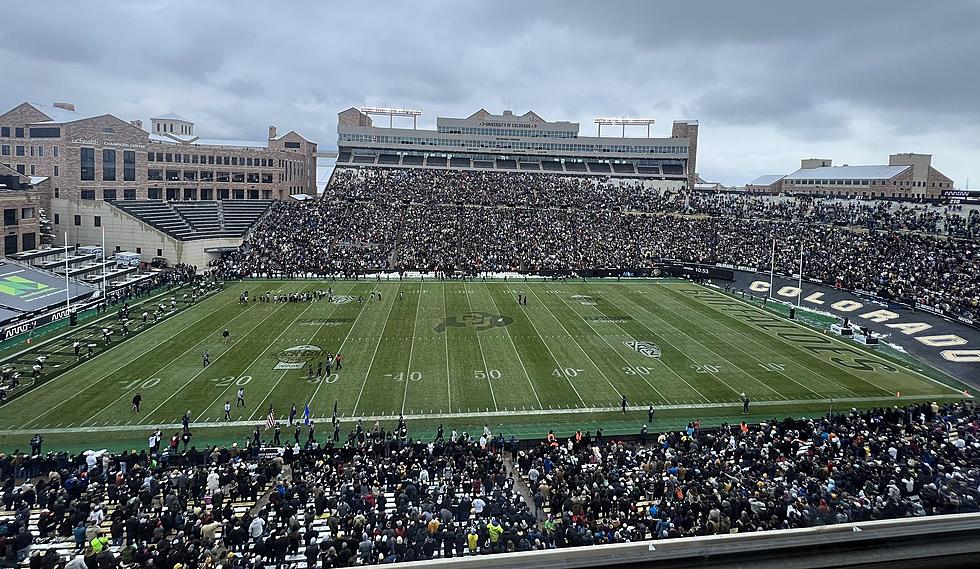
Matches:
[[625, 340, 661, 358], [274, 345, 323, 370], [331, 295, 355, 304], [435, 312, 513, 333]]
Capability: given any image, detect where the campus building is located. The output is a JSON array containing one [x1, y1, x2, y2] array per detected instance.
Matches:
[[0, 163, 50, 255], [336, 107, 700, 188], [0, 101, 318, 265], [746, 154, 954, 199]]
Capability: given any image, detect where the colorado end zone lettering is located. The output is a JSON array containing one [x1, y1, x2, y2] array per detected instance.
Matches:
[[746, 280, 980, 364], [676, 287, 901, 373]]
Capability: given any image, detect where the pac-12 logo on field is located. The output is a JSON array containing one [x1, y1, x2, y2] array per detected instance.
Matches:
[[274, 345, 322, 369], [624, 340, 661, 358], [331, 295, 355, 304]]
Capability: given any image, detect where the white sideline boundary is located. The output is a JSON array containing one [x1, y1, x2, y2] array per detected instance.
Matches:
[[0, 393, 965, 436]]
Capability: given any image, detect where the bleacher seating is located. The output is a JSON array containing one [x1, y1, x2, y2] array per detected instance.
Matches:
[[661, 163, 684, 175], [401, 155, 424, 166], [352, 155, 376, 164], [564, 162, 587, 172], [378, 154, 400, 165], [587, 162, 611, 173], [336, 152, 352, 163], [450, 157, 471, 168], [495, 159, 517, 169], [637, 165, 662, 175], [541, 161, 563, 172], [110, 200, 272, 241], [425, 156, 447, 167], [613, 163, 637, 174]]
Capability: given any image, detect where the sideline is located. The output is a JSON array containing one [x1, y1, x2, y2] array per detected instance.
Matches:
[[0, 393, 963, 436]]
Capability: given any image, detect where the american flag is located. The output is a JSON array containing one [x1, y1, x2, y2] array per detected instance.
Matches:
[[265, 410, 276, 430]]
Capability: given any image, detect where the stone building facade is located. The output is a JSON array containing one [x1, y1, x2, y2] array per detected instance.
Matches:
[[0, 102, 318, 204], [0, 163, 50, 254]]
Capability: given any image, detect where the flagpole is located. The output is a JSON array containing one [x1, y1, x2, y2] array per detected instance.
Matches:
[[797, 239, 804, 308], [768, 237, 775, 300], [64, 231, 70, 310], [101, 226, 107, 299]]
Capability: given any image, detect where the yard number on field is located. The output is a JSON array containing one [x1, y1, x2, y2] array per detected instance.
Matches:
[[387, 371, 423, 382], [554, 368, 584, 377], [120, 377, 161, 390], [210, 375, 253, 387], [475, 369, 502, 380]]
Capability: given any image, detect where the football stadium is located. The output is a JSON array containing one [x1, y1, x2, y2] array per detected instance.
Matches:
[[3, 3, 980, 567]]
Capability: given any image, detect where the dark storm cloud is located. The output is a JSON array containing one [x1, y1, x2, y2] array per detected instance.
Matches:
[[2, 0, 979, 185]]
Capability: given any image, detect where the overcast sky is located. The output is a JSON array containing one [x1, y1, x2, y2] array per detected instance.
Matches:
[[3, 1, 980, 186]]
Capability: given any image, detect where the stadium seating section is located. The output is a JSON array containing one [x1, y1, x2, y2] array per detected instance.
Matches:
[[110, 200, 273, 241]]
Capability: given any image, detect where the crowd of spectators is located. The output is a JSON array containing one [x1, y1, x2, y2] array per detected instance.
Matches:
[[3, 401, 980, 566], [210, 168, 979, 321], [516, 401, 980, 544]]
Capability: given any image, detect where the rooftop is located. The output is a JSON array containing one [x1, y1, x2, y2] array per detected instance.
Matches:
[[27, 102, 99, 124], [784, 165, 910, 181], [748, 174, 785, 186], [151, 112, 191, 122]]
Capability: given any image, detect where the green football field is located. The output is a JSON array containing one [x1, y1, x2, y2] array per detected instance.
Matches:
[[0, 279, 967, 450]]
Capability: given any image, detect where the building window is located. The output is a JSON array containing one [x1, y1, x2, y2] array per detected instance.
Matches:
[[94, 216, 101, 227], [124, 150, 136, 181], [15, 146, 24, 156], [148, 169, 163, 181], [124, 188, 136, 200], [38, 145, 43, 157], [3, 209, 16, 226], [103, 189, 116, 201], [166, 170, 179, 181], [148, 188, 162, 200], [30, 165, 35, 175], [103, 148, 116, 181], [21, 208, 34, 220], [14, 127, 24, 138], [80, 189, 96, 200], [0, 145, 7, 156], [247, 173, 259, 183], [54, 213, 60, 224], [0, 127, 8, 137], [73, 215, 81, 226], [54, 188, 59, 198], [80, 147, 95, 180], [136, 247, 141, 254], [53, 146, 58, 157], [156, 248, 163, 256], [232, 173, 245, 183], [29, 127, 60, 138]]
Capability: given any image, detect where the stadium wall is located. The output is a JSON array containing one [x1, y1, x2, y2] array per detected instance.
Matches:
[[400, 513, 980, 569], [50, 197, 241, 269]]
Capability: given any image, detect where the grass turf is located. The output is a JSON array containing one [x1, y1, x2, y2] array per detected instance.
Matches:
[[0, 279, 968, 452]]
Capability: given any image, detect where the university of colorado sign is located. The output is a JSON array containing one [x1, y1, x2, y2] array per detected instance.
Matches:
[[747, 279, 980, 364]]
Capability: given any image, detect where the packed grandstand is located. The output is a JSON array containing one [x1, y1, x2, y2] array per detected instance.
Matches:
[[2, 401, 979, 566], [212, 168, 979, 322]]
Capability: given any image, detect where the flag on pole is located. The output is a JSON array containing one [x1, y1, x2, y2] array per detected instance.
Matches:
[[303, 403, 311, 425], [265, 409, 276, 430]]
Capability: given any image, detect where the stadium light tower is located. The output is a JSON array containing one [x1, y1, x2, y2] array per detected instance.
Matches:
[[594, 117, 656, 138], [358, 106, 423, 129]]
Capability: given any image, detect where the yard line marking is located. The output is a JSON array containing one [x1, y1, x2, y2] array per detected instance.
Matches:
[[140, 284, 306, 423], [463, 283, 497, 413], [700, 284, 959, 397], [602, 288, 743, 400], [526, 286, 624, 398], [578, 288, 711, 403], [351, 284, 401, 416], [309, 284, 371, 407], [555, 287, 669, 404], [513, 289, 586, 406], [618, 287, 787, 400], [232, 283, 347, 422], [656, 287, 828, 398], [21, 285, 253, 429], [401, 283, 425, 415], [482, 284, 542, 409], [443, 284, 452, 414]]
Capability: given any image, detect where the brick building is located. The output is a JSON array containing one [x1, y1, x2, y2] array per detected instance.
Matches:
[[0, 102, 318, 203], [746, 154, 954, 199], [0, 163, 50, 255]]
